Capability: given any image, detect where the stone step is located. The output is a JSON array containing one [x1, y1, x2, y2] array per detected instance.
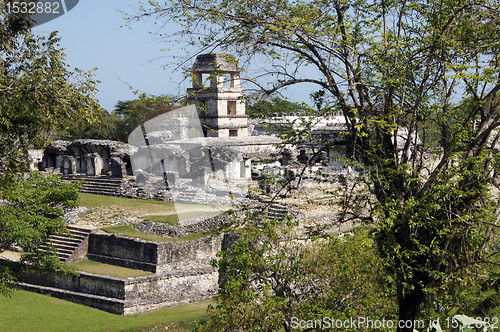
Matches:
[[63, 231, 90, 239], [16, 282, 125, 315], [80, 187, 117, 194], [81, 182, 121, 188], [61, 175, 123, 197], [175, 191, 201, 203], [264, 204, 293, 219], [39, 244, 74, 255], [81, 183, 121, 189], [48, 235, 84, 243], [80, 189, 118, 196], [39, 226, 92, 263], [60, 175, 124, 183], [37, 248, 72, 260], [66, 227, 92, 236]]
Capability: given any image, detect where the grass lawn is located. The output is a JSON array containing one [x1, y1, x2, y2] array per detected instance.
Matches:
[[0, 290, 211, 332], [78, 193, 227, 226], [68, 259, 153, 279], [103, 225, 211, 242], [142, 210, 221, 226], [78, 193, 176, 214]]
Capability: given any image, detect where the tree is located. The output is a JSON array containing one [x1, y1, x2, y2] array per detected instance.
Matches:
[[0, 3, 99, 294], [199, 215, 396, 332], [57, 108, 127, 142], [246, 94, 310, 118], [130, 0, 500, 329], [0, 171, 80, 296], [112, 93, 183, 139], [0, 2, 99, 175]]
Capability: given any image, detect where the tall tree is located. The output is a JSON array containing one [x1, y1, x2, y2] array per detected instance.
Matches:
[[0, 2, 99, 174], [200, 218, 396, 332], [246, 94, 310, 118], [57, 108, 127, 142], [113, 93, 182, 139], [0, 2, 99, 294], [130, 0, 500, 329]]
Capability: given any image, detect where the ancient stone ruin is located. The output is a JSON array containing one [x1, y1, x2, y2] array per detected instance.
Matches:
[[188, 52, 248, 138], [38, 139, 134, 178], [18, 52, 358, 315]]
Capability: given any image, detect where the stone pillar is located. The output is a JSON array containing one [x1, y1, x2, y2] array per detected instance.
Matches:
[[62, 157, 71, 175], [68, 156, 77, 174], [110, 157, 126, 178], [93, 154, 103, 176], [86, 155, 95, 176], [55, 155, 64, 173], [166, 171, 180, 187]]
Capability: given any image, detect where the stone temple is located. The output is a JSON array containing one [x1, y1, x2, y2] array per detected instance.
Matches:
[[31, 52, 352, 199], [188, 52, 248, 138], [16, 52, 363, 315]]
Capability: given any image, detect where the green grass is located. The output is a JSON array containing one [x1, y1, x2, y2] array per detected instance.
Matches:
[[78, 193, 176, 213], [0, 290, 211, 332], [103, 225, 211, 242], [78, 193, 226, 222], [142, 210, 221, 226], [142, 214, 180, 226], [68, 259, 153, 279]]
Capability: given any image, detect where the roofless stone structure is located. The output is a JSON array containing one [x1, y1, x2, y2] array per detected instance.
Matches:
[[187, 52, 248, 138]]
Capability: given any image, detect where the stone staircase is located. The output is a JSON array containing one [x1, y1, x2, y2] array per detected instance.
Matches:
[[266, 204, 293, 219], [39, 225, 92, 263], [175, 190, 200, 204], [60, 175, 123, 196]]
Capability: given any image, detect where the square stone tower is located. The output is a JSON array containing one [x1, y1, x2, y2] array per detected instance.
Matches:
[[187, 53, 248, 137]]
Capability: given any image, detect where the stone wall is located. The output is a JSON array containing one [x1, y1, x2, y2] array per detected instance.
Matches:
[[21, 269, 126, 299], [134, 213, 231, 237], [87, 233, 225, 273], [40, 140, 134, 178], [124, 268, 218, 314], [20, 268, 218, 315], [87, 233, 158, 272]]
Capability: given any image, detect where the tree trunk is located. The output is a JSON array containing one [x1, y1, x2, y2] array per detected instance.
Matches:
[[397, 284, 424, 332]]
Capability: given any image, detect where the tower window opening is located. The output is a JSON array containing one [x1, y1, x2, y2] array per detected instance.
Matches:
[[202, 73, 211, 86], [228, 101, 237, 115], [223, 74, 232, 87]]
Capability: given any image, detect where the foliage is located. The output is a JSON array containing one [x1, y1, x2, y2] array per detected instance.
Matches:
[[246, 94, 310, 119], [113, 93, 184, 139], [131, 0, 500, 328], [0, 5, 99, 295], [0, 171, 80, 296], [57, 108, 127, 142], [0, 3, 100, 175], [197, 216, 396, 332]]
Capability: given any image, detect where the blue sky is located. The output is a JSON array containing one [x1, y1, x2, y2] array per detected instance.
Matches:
[[32, 1, 315, 112]]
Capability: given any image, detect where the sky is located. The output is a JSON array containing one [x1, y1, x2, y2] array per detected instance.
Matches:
[[31, 0, 315, 113]]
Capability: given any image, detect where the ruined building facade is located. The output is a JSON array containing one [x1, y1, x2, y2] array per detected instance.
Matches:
[[187, 52, 248, 138], [38, 140, 133, 178]]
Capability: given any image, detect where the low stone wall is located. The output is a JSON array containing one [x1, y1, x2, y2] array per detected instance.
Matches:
[[87, 233, 225, 273], [88, 233, 158, 272], [19, 268, 218, 315], [124, 268, 218, 315], [17, 231, 238, 315], [134, 212, 237, 237], [21, 269, 125, 299]]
